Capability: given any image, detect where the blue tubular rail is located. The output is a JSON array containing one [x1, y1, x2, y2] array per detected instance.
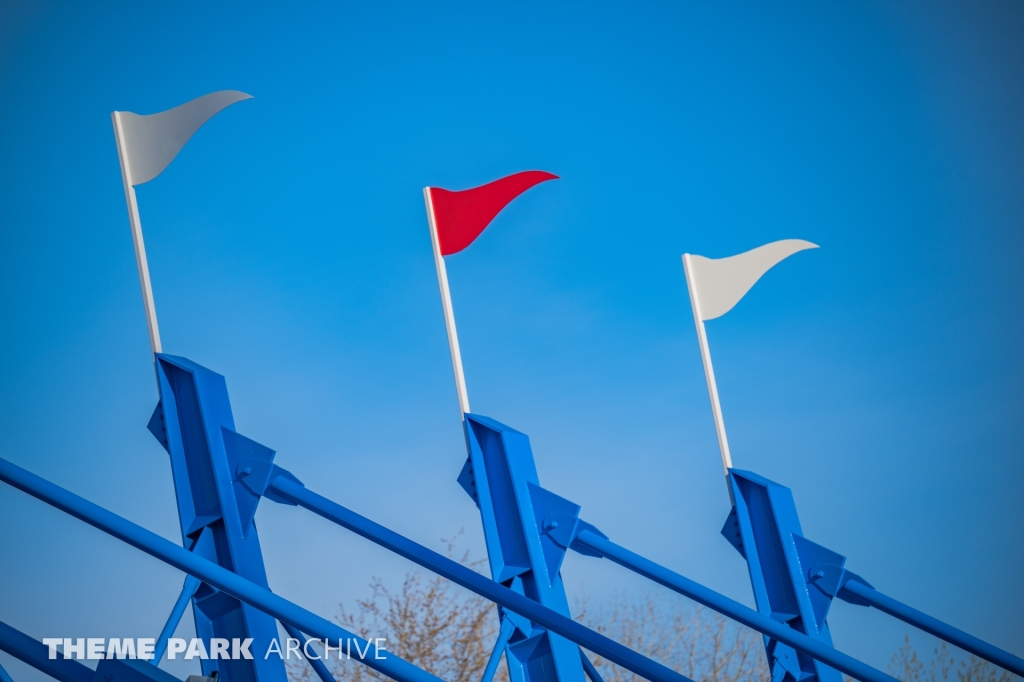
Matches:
[[480, 616, 515, 682], [0, 620, 93, 682], [840, 581, 1024, 677], [571, 530, 898, 682], [0, 457, 440, 682], [280, 621, 337, 682], [153, 574, 201, 664], [265, 476, 698, 682], [579, 650, 607, 682]]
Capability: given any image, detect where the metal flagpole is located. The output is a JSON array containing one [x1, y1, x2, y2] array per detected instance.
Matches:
[[683, 253, 732, 475], [112, 111, 162, 355], [423, 188, 471, 417]]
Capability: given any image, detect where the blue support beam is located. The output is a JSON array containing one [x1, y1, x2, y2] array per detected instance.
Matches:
[[722, 470, 843, 682], [480, 616, 516, 682], [458, 414, 586, 682], [0, 455, 444, 682], [149, 355, 286, 682], [723, 470, 1024, 678]]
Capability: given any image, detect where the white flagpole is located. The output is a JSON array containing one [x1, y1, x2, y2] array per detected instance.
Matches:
[[683, 254, 732, 475], [112, 111, 162, 355], [423, 188, 471, 417]]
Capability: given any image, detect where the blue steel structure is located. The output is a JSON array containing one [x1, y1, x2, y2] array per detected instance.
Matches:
[[723, 469, 1024, 681], [1, 358, 1023, 682], [457, 415, 587, 682], [148, 355, 286, 682], [723, 470, 845, 682], [449, 412, 1024, 682]]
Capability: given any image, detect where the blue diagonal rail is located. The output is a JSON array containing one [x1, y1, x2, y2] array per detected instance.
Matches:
[[281, 621, 338, 682], [0, 620, 93, 682], [264, 475, 697, 682], [153, 574, 201, 664], [0, 456, 440, 682], [570, 529, 898, 682], [840, 580, 1024, 677]]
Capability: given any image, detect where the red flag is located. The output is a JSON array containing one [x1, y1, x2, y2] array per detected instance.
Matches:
[[428, 171, 558, 255]]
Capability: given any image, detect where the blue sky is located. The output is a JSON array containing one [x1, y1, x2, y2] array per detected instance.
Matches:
[[1, 1, 1021, 679]]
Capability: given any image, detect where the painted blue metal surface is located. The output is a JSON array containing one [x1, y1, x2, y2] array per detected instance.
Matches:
[[838, 582, 1024, 676], [723, 469, 843, 682], [153, 574, 201, 664], [149, 354, 286, 682], [0, 456, 439, 682], [579, 651, 606, 682], [725, 469, 1024, 678], [458, 414, 585, 682], [0, 620, 92, 682], [0, 621, 180, 682], [0, 659, 14, 682], [481, 616, 517, 682], [280, 622, 337, 682], [4, 355, 1018, 682]]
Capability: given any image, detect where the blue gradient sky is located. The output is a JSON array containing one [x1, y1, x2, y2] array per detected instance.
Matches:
[[1, 1, 1022, 679]]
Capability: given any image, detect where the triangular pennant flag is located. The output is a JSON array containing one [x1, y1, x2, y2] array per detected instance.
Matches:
[[686, 239, 818, 321], [428, 170, 558, 255], [115, 90, 252, 186]]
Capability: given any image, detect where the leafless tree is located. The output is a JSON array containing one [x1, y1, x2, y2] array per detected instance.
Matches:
[[286, 544, 1018, 682], [286, 533, 770, 682], [287, 535, 508, 682], [575, 591, 768, 682], [885, 636, 1017, 682]]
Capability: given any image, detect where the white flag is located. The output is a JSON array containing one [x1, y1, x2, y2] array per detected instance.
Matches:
[[684, 239, 817, 321], [114, 90, 252, 186]]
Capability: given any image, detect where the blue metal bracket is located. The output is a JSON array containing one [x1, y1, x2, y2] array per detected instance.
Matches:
[[458, 414, 587, 682], [150, 355, 287, 682], [724, 469, 853, 682]]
